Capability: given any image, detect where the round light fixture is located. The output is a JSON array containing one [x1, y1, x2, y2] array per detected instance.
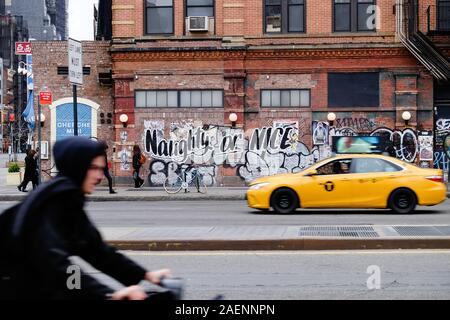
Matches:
[[119, 114, 129, 124], [229, 113, 238, 123], [327, 112, 337, 122], [402, 111, 412, 121]]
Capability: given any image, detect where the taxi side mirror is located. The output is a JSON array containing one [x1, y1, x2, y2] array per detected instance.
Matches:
[[305, 170, 318, 177]]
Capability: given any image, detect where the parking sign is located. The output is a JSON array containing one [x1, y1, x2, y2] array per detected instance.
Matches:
[[68, 38, 83, 85]]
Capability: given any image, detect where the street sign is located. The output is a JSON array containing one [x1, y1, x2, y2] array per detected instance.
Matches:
[[39, 91, 52, 105], [15, 42, 32, 55], [68, 38, 83, 85]]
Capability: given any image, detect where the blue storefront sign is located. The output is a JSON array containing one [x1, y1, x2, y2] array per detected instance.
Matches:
[[56, 103, 92, 141]]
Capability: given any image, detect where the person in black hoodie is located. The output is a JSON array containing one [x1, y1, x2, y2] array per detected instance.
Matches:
[[132, 145, 145, 188], [7, 137, 170, 300], [17, 149, 39, 192]]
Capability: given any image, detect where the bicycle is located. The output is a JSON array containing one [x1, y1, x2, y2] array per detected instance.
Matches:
[[163, 165, 207, 194]]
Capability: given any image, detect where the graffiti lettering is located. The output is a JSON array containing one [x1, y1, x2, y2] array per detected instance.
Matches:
[[370, 128, 418, 163], [335, 118, 376, 131], [148, 160, 217, 186], [436, 119, 450, 132]]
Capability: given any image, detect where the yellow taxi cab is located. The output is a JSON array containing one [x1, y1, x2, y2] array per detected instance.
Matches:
[[247, 154, 447, 214]]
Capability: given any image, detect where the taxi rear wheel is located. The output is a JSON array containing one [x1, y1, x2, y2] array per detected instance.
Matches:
[[388, 188, 417, 214], [271, 188, 298, 214]]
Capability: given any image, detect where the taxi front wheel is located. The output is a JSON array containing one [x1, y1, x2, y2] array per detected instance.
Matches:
[[388, 188, 417, 214], [271, 188, 298, 214]]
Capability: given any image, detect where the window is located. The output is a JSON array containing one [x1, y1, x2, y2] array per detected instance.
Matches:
[[135, 90, 223, 108], [265, 0, 305, 33], [317, 159, 352, 175], [333, 0, 376, 32], [353, 158, 402, 173], [145, 0, 173, 35], [186, 0, 214, 17], [261, 89, 310, 107], [180, 90, 223, 107], [328, 72, 379, 107], [438, 0, 450, 31], [57, 66, 91, 75]]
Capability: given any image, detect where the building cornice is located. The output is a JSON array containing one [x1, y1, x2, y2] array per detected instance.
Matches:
[[111, 47, 412, 62]]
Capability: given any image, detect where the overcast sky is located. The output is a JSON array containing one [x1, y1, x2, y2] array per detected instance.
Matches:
[[68, 0, 98, 40]]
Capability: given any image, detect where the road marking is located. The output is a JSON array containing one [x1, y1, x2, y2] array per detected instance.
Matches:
[[122, 250, 450, 257]]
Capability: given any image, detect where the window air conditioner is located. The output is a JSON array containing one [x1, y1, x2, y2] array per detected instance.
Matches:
[[188, 16, 209, 32]]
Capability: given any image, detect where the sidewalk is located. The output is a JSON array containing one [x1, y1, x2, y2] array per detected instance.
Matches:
[[102, 225, 450, 251], [0, 185, 248, 201]]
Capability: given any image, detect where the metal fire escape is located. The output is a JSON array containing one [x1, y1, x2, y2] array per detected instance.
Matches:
[[396, 0, 450, 81]]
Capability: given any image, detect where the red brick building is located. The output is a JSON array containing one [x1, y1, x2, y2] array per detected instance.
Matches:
[[32, 41, 113, 176], [110, 1, 450, 185]]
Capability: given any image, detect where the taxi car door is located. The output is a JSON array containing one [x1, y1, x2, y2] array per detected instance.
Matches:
[[300, 159, 357, 208], [350, 157, 404, 207]]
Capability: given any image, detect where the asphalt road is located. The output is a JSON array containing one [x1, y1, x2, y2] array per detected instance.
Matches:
[[77, 250, 450, 300], [1, 200, 449, 227]]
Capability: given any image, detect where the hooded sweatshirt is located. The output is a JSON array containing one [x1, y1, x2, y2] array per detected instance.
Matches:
[[9, 137, 147, 300]]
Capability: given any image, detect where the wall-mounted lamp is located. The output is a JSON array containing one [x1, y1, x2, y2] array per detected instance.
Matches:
[[229, 113, 238, 128], [402, 111, 411, 126], [119, 114, 129, 128], [40, 113, 46, 127], [327, 112, 336, 126]]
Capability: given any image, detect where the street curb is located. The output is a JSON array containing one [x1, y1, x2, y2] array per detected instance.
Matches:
[[0, 194, 247, 202], [107, 238, 450, 251], [0, 193, 449, 202]]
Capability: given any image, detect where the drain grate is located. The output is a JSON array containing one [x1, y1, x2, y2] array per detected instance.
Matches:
[[298, 226, 379, 238], [394, 226, 450, 236]]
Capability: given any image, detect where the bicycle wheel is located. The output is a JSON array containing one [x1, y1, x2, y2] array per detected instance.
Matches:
[[164, 176, 183, 194], [190, 176, 207, 194]]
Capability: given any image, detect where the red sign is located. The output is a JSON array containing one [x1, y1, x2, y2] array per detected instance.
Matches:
[[39, 91, 52, 105], [15, 42, 32, 55]]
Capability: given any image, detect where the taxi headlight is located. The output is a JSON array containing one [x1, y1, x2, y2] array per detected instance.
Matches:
[[249, 182, 270, 190]]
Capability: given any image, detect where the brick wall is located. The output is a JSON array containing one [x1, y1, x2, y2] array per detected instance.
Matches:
[[32, 41, 113, 177]]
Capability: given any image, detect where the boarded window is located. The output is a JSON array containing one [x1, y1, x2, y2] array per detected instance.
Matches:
[[328, 72, 379, 107]]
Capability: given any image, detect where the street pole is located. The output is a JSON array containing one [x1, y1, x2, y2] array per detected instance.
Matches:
[[16, 57, 21, 161], [37, 100, 42, 184], [73, 84, 78, 136]]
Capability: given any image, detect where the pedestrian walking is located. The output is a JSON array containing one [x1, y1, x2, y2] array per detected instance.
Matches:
[[102, 144, 116, 194], [132, 145, 145, 188], [17, 149, 39, 192], [1, 137, 172, 300]]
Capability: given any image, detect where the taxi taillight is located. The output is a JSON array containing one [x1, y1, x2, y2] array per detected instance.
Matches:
[[425, 175, 444, 183]]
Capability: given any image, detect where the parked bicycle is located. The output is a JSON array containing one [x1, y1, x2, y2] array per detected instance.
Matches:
[[164, 165, 207, 194]]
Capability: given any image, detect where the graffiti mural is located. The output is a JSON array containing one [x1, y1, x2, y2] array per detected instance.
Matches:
[[140, 118, 429, 185], [143, 120, 331, 185]]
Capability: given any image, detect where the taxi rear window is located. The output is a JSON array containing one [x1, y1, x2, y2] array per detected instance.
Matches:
[[353, 158, 402, 173]]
